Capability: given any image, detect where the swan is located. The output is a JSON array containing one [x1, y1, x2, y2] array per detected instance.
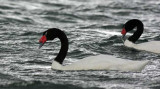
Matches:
[[121, 19, 160, 53], [39, 28, 149, 71]]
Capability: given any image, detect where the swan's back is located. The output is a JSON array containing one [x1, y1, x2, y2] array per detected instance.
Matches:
[[135, 41, 160, 53], [52, 55, 149, 71], [125, 40, 160, 53]]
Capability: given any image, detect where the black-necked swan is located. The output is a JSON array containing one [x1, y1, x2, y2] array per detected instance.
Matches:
[[39, 28, 149, 71], [121, 19, 160, 53]]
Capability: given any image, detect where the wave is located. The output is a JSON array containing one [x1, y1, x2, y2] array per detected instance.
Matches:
[[0, 81, 103, 89], [3, 17, 34, 24]]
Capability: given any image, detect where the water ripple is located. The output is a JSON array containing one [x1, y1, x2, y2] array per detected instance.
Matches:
[[0, 0, 160, 89]]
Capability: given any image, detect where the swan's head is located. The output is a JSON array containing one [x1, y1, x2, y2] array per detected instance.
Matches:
[[121, 19, 139, 41], [121, 19, 144, 43], [39, 28, 59, 49]]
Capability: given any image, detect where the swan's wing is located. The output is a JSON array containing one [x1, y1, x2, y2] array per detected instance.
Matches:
[[56, 55, 149, 71], [124, 40, 160, 53], [135, 41, 160, 53]]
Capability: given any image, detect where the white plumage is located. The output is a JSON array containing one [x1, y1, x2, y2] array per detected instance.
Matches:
[[124, 40, 160, 53], [52, 55, 149, 72]]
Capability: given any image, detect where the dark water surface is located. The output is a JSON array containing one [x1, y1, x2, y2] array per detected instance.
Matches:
[[0, 0, 160, 89]]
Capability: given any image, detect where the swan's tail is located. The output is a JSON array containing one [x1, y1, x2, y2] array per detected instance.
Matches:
[[138, 60, 150, 71], [129, 60, 150, 72]]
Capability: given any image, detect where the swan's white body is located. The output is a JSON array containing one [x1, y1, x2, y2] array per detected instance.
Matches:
[[51, 55, 149, 71], [124, 40, 160, 53]]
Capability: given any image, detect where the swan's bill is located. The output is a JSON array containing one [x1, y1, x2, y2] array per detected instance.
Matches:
[[39, 35, 47, 49], [39, 43, 44, 49], [121, 35, 125, 43], [121, 28, 126, 43]]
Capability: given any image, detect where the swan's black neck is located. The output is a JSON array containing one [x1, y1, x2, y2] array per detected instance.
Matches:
[[54, 30, 68, 64], [124, 19, 144, 43]]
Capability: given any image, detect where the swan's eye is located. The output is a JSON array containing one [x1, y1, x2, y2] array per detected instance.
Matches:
[[45, 32, 47, 36], [43, 31, 47, 36], [122, 24, 125, 28]]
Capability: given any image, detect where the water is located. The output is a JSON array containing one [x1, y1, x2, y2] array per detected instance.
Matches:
[[0, 0, 160, 89]]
